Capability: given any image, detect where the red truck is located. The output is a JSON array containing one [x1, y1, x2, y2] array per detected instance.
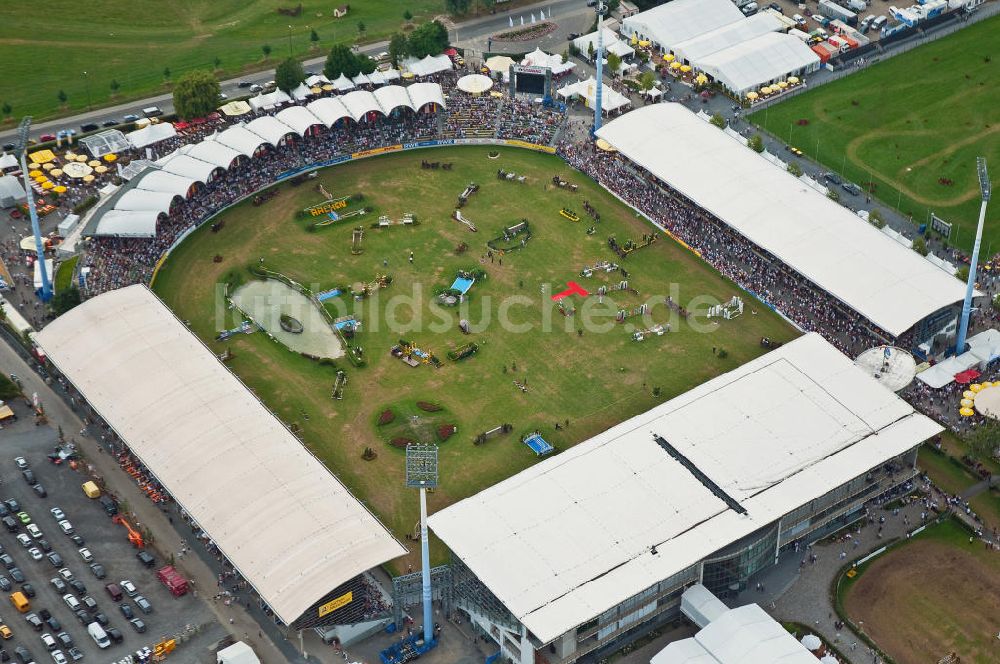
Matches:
[[156, 566, 189, 597]]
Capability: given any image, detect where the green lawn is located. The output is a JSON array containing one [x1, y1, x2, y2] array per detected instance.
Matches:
[[152, 146, 798, 568], [750, 14, 1000, 253], [0, 1, 442, 123], [54, 255, 79, 293]]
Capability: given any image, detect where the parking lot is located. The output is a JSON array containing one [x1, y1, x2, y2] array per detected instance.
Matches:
[[768, 0, 913, 38], [0, 407, 226, 664]]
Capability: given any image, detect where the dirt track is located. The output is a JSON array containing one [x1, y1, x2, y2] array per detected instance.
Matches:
[[844, 539, 1000, 664]]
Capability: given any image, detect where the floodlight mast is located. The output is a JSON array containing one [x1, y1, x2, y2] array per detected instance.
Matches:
[[592, 2, 607, 137], [16, 117, 52, 301], [955, 157, 990, 355], [405, 444, 439, 646]]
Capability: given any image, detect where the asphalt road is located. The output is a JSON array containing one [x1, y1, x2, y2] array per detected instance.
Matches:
[[0, 0, 592, 146]]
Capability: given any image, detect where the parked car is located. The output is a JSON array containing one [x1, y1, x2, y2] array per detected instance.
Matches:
[[62, 595, 80, 612], [57, 521, 74, 536], [824, 172, 842, 185], [101, 119, 119, 127], [51, 649, 68, 664], [0, 576, 11, 592], [122, 113, 140, 123], [841, 182, 862, 196], [89, 564, 106, 580], [92, 613, 108, 627], [21, 470, 35, 485], [128, 618, 146, 633], [1, 517, 17, 533], [26, 524, 42, 539], [134, 595, 152, 614], [48, 509, 64, 522], [46, 552, 63, 568], [39, 633, 56, 651], [0, 623, 10, 639], [237, 81, 252, 88], [118, 603, 133, 620], [67, 647, 83, 661], [249, 84, 263, 93], [25, 613, 42, 631], [104, 583, 122, 601], [55, 632, 72, 649], [13, 458, 27, 471], [36, 540, 51, 554], [120, 580, 137, 597], [77, 549, 92, 564], [68, 580, 86, 596], [20, 584, 34, 599], [43, 616, 59, 632], [0, 555, 12, 570], [57, 569, 73, 582], [135, 551, 154, 568], [50, 579, 66, 594], [9, 569, 23, 584], [105, 627, 122, 644], [79, 123, 99, 133], [15, 535, 30, 549], [31, 485, 46, 498], [39, 134, 56, 143], [16, 513, 30, 525], [68, 536, 84, 548], [81, 596, 97, 613]]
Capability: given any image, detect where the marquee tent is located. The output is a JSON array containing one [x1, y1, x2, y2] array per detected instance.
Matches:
[[521, 48, 576, 75], [219, 100, 252, 117], [275, 106, 325, 136], [0, 153, 18, 171], [127, 123, 177, 150], [403, 54, 453, 77], [696, 32, 820, 97], [671, 11, 783, 64], [557, 77, 630, 114], [332, 74, 355, 92], [291, 83, 313, 101], [622, 0, 744, 52], [245, 116, 296, 146], [80, 130, 130, 158], [248, 90, 292, 112], [180, 141, 243, 170], [113, 189, 178, 215], [94, 210, 161, 238], [0, 176, 26, 207], [306, 97, 352, 127], [373, 85, 415, 114], [212, 126, 266, 158]]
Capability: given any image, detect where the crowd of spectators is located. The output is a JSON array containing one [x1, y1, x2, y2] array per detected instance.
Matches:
[[442, 94, 501, 138], [496, 99, 563, 145]]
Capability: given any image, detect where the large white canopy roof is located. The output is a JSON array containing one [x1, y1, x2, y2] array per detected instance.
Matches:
[[622, 0, 744, 50], [557, 77, 630, 113], [374, 85, 414, 114], [275, 106, 325, 136], [340, 90, 380, 121], [596, 104, 969, 337], [113, 189, 177, 215], [157, 153, 219, 184], [698, 32, 819, 95], [36, 285, 405, 625], [307, 97, 352, 127], [93, 210, 160, 238], [214, 125, 267, 157], [133, 169, 196, 198], [429, 333, 940, 643], [403, 54, 452, 77], [181, 141, 242, 169], [406, 82, 447, 110], [245, 115, 296, 146], [127, 123, 177, 150]]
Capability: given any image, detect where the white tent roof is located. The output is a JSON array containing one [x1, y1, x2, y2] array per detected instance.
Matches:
[[596, 104, 969, 337], [607, 40, 636, 58], [404, 54, 453, 77], [157, 153, 219, 184], [557, 77, 630, 113], [291, 82, 313, 101], [374, 85, 414, 114], [245, 115, 295, 145], [0, 153, 18, 170], [113, 189, 177, 214], [340, 90, 380, 121], [381, 68, 401, 82], [248, 89, 292, 112], [36, 285, 405, 625], [368, 69, 387, 86], [93, 210, 160, 238], [352, 73, 371, 87], [429, 333, 940, 644], [134, 169, 196, 198], [213, 126, 267, 158], [80, 129, 130, 158], [653, 603, 817, 664], [572, 28, 622, 55], [0, 175, 26, 206], [521, 48, 576, 75], [181, 141, 242, 170], [332, 74, 356, 92], [697, 33, 820, 95], [127, 123, 177, 150], [305, 74, 328, 87], [672, 12, 783, 64], [306, 97, 352, 127], [680, 584, 728, 629], [217, 641, 261, 664], [275, 106, 324, 136], [406, 82, 447, 110], [622, 0, 744, 50]]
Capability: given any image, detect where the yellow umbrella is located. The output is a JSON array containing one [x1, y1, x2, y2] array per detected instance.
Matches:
[[746, 91, 759, 100], [638, 40, 650, 47], [663, 54, 675, 62], [777, 81, 789, 89], [33, 175, 48, 183], [963, 390, 976, 399], [82, 175, 95, 183], [103, 153, 117, 162], [970, 383, 984, 392], [41, 181, 54, 190], [49, 169, 63, 177], [75, 155, 87, 162], [94, 165, 108, 174], [310, 86, 322, 94], [669, 61, 682, 70], [401, 71, 415, 79], [787, 76, 800, 84], [630, 37, 638, 45], [959, 407, 975, 417], [322, 84, 334, 91], [63, 152, 76, 160], [87, 160, 101, 167], [680, 64, 692, 73], [41, 163, 54, 171], [28, 170, 42, 178], [695, 73, 708, 85], [960, 398, 974, 408], [53, 185, 67, 194], [27, 162, 40, 170]]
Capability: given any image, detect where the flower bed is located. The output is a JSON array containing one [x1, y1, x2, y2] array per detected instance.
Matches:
[[416, 401, 442, 412], [492, 21, 557, 42], [390, 437, 415, 449], [378, 409, 396, 425], [437, 424, 456, 442]]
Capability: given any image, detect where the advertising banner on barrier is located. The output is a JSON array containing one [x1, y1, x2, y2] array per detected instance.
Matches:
[[503, 139, 556, 154], [352, 144, 403, 159]]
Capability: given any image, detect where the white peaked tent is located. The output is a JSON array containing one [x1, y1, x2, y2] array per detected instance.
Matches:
[[557, 77, 631, 113], [521, 48, 576, 75], [332, 73, 356, 92], [291, 83, 313, 101]]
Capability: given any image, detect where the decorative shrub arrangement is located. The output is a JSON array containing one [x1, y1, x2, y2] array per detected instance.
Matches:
[[437, 424, 456, 442], [416, 401, 442, 412], [378, 409, 396, 425]]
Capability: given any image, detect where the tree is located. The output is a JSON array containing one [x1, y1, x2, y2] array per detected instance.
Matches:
[[324, 44, 362, 79], [965, 422, 1000, 462], [50, 288, 81, 316], [606, 52, 622, 74], [310, 29, 320, 46], [748, 134, 764, 153], [403, 9, 413, 20], [638, 71, 655, 92], [358, 55, 378, 75], [1, 102, 10, 117], [388, 33, 408, 68], [993, 293, 1000, 311], [868, 208, 885, 228], [587, 41, 595, 61], [357, 21, 366, 37], [445, 0, 472, 13], [262, 43, 272, 59], [110, 79, 120, 95], [709, 113, 726, 129], [787, 162, 803, 177], [956, 265, 970, 282], [275, 58, 305, 94], [57, 90, 67, 105], [827, 189, 840, 202], [163, 67, 171, 81], [407, 20, 449, 58], [172, 69, 221, 120], [912, 235, 928, 256], [479, 0, 496, 10]]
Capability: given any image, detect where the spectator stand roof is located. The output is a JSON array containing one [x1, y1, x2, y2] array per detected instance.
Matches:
[[341, 90, 382, 121], [621, 0, 744, 51], [245, 115, 297, 146], [697, 33, 820, 96], [595, 104, 969, 338], [94, 210, 160, 238], [179, 141, 243, 170], [156, 153, 220, 184], [406, 82, 447, 111], [127, 123, 177, 150], [306, 97, 353, 127], [275, 106, 325, 137], [374, 85, 415, 114], [35, 285, 406, 626], [429, 333, 941, 644], [213, 125, 268, 158], [80, 130, 130, 159]]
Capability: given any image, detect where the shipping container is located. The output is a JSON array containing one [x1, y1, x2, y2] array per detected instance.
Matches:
[[810, 43, 833, 63], [819, 0, 858, 24]]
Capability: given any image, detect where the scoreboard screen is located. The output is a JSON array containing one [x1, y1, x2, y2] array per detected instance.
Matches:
[[515, 72, 546, 95]]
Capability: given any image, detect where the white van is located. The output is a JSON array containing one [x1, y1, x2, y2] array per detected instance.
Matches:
[[141, 106, 163, 118], [872, 15, 888, 30], [87, 622, 110, 649]]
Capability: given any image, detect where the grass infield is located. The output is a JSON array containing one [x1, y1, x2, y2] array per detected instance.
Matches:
[[153, 146, 797, 567]]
